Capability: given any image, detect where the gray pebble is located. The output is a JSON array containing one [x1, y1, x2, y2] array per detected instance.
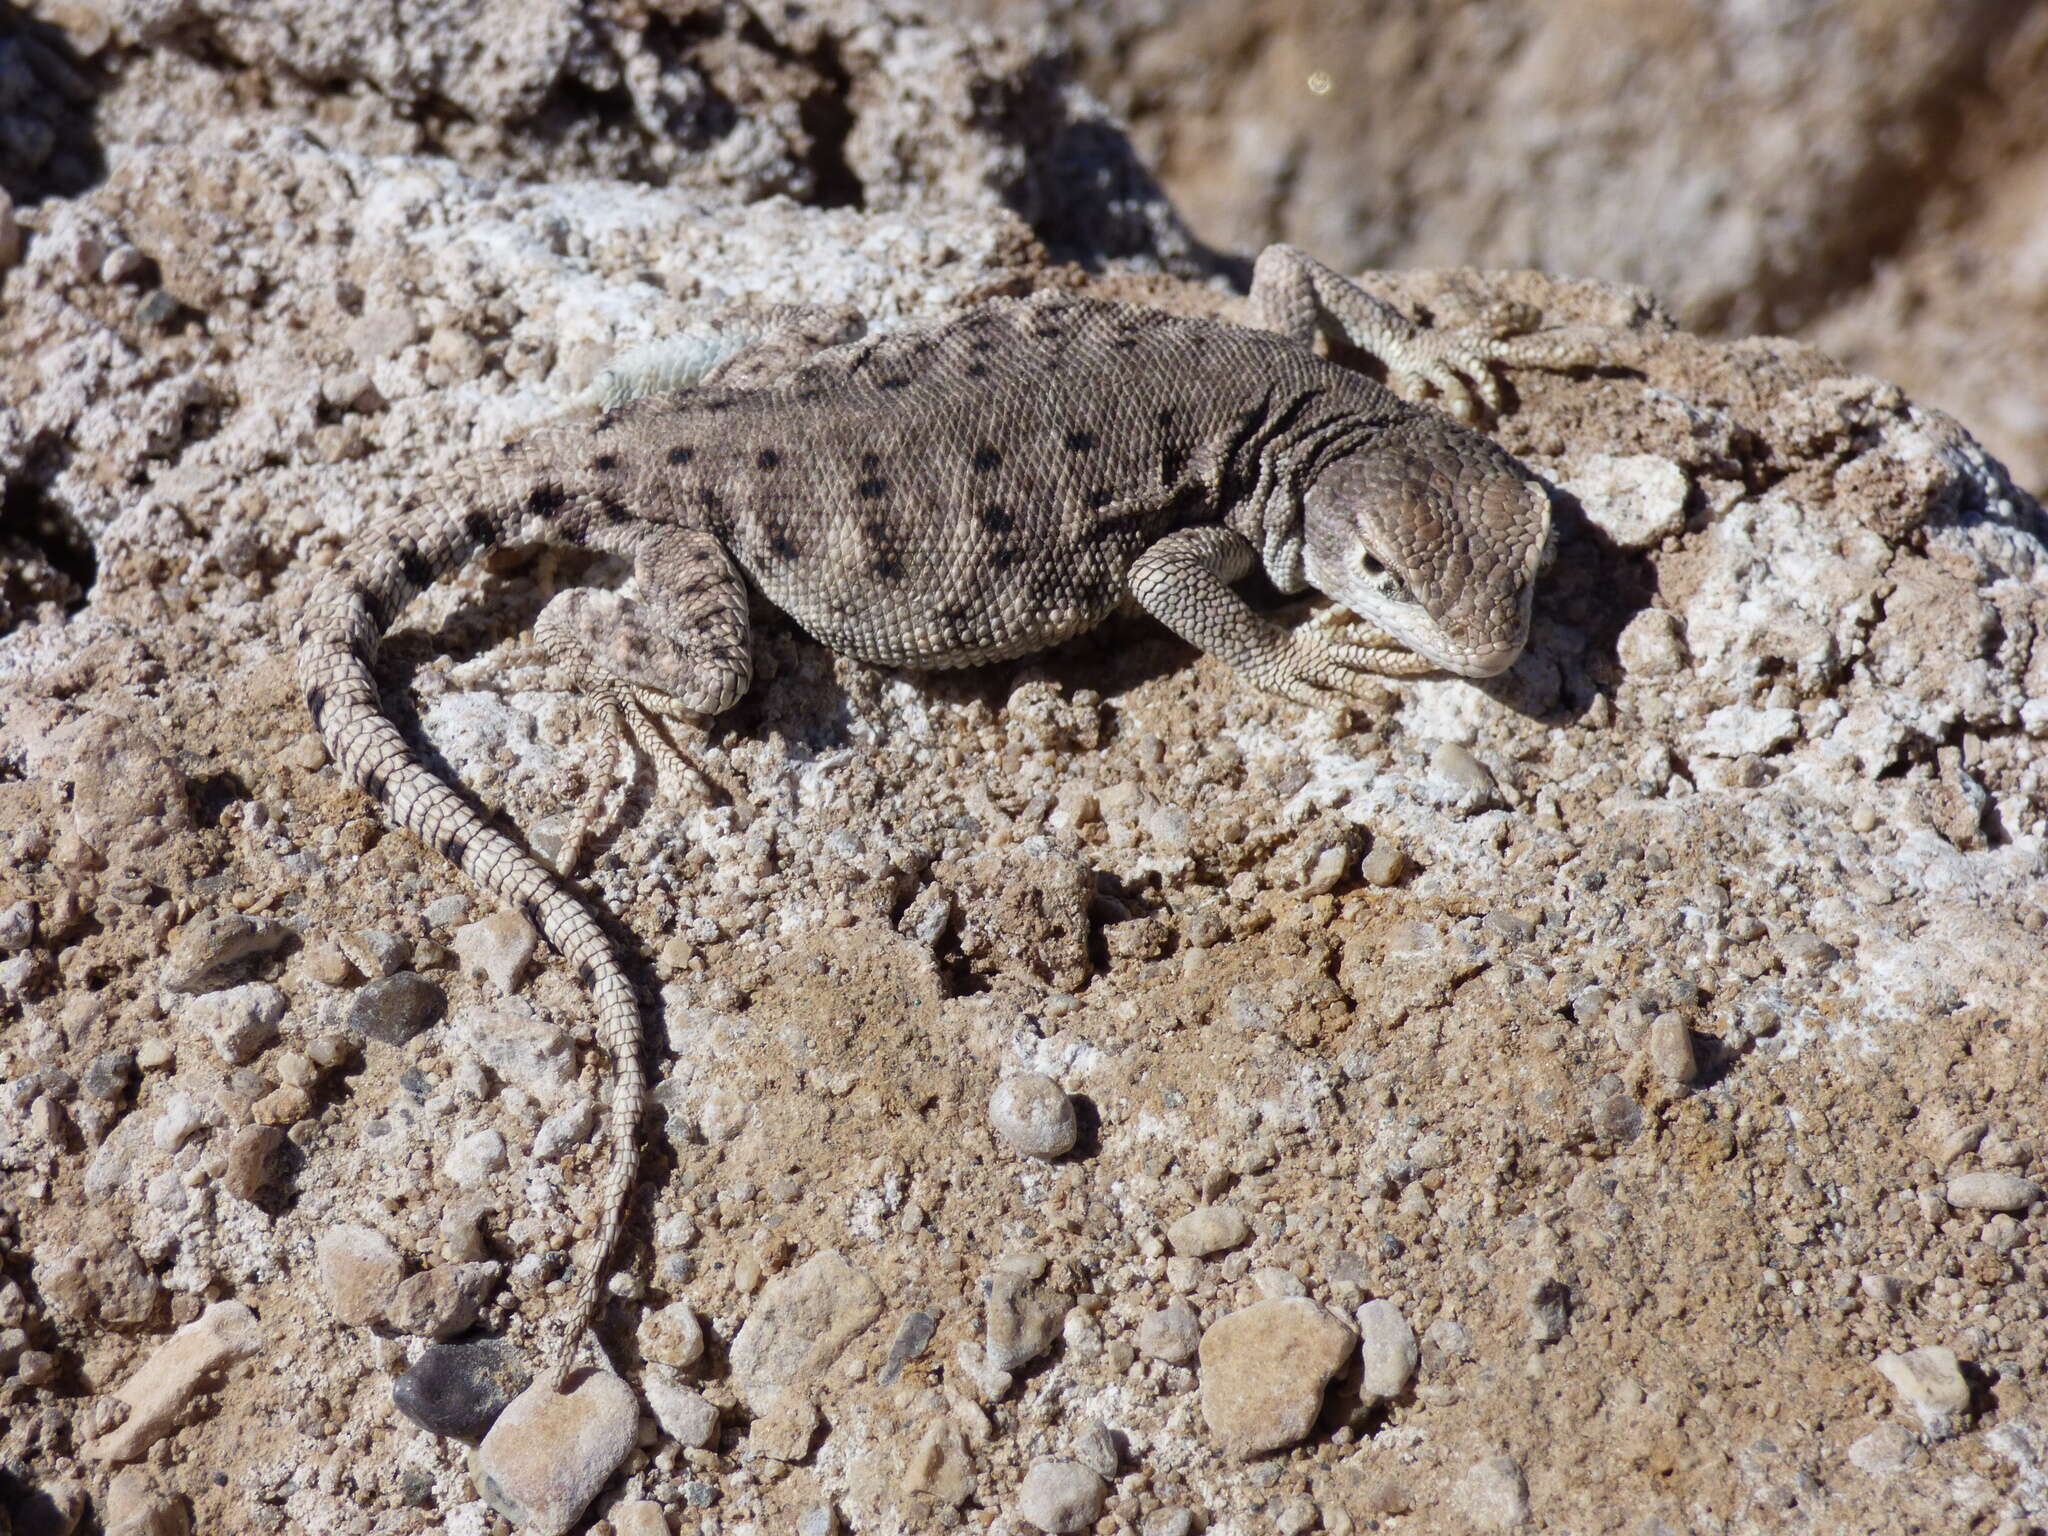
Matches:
[[1355, 1298, 1418, 1400], [220, 1124, 291, 1204], [1166, 1204, 1248, 1257], [1016, 1459, 1108, 1534], [162, 912, 292, 993], [989, 1072, 1078, 1159], [347, 972, 445, 1045], [453, 912, 538, 996], [643, 1368, 720, 1447], [1135, 1303, 1201, 1364], [1430, 742, 1499, 802], [474, 1371, 637, 1534], [1646, 1013, 1697, 1084], [1944, 1171, 2042, 1212], [187, 982, 286, 1065], [1360, 841, 1409, 887], [392, 1336, 530, 1441], [1142, 1511, 1196, 1536]]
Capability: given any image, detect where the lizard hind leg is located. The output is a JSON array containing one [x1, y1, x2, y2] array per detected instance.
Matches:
[[534, 528, 755, 871]]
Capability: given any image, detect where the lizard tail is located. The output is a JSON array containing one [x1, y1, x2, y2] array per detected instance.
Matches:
[[296, 465, 640, 1390]]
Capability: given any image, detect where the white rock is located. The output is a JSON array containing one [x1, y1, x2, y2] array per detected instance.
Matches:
[[1457, 1455, 1531, 1531], [532, 1100, 597, 1163], [444, 1128, 509, 1188], [1016, 1459, 1108, 1534], [638, 1303, 706, 1370], [1355, 1299, 1419, 1400], [452, 911, 538, 995], [1559, 452, 1688, 548], [83, 1302, 264, 1463], [989, 1072, 1078, 1159], [729, 1250, 883, 1413], [316, 1225, 403, 1327], [1944, 1171, 2043, 1212], [473, 1371, 638, 1536], [1135, 1303, 1201, 1364], [1166, 1204, 1249, 1257], [643, 1368, 720, 1448], [1197, 1298, 1355, 1458], [1875, 1346, 1971, 1438]]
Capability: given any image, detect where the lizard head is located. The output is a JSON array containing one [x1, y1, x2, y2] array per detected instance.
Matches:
[[1301, 421, 1551, 678]]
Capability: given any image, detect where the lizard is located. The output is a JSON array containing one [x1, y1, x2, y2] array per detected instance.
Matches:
[[296, 245, 1589, 1387]]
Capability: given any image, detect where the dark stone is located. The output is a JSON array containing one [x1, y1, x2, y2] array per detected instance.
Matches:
[[221, 1124, 293, 1205], [392, 1337, 531, 1442], [82, 1049, 136, 1101], [347, 972, 445, 1045], [878, 1310, 938, 1385]]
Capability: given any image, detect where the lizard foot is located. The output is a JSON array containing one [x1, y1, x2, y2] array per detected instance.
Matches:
[[1265, 628, 1437, 709]]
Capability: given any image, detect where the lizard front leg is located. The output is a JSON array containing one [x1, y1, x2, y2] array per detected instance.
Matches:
[[1128, 526, 1434, 710], [1250, 244, 1596, 420], [535, 527, 753, 873]]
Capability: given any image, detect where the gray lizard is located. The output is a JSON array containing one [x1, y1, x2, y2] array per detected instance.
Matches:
[[297, 246, 1587, 1384]]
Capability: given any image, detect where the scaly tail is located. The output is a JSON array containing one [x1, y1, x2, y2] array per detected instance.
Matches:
[[296, 451, 641, 1389]]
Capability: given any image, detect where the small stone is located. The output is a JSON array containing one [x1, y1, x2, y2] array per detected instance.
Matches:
[[1616, 608, 1689, 676], [162, 913, 291, 993], [532, 1099, 597, 1162], [444, 1128, 508, 1188], [394, 1336, 530, 1441], [388, 1262, 501, 1339], [104, 1467, 191, 1536], [643, 1368, 720, 1447], [1198, 1298, 1355, 1457], [1355, 1299, 1418, 1400], [250, 1085, 312, 1126], [611, 1500, 669, 1536], [185, 982, 285, 1065], [347, 973, 445, 1045], [796, 1505, 841, 1536], [1360, 841, 1409, 887], [1875, 1346, 1971, 1438], [879, 1309, 939, 1384], [136, 1039, 175, 1071], [1016, 1459, 1108, 1534], [83, 1048, 137, 1101], [423, 894, 472, 928], [301, 942, 360, 987], [1847, 1422, 1920, 1475], [749, 1394, 820, 1461], [316, 1224, 404, 1327], [1274, 1497, 1319, 1536], [348, 929, 413, 978], [989, 1072, 1079, 1159], [1252, 1267, 1307, 1299], [1559, 452, 1688, 548], [1457, 1454, 1531, 1531], [638, 1303, 706, 1370], [0, 899, 35, 951], [729, 1250, 883, 1413], [1944, 1171, 2043, 1212], [1430, 742, 1499, 802], [1142, 1510, 1196, 1536], [1166, 1204, 1249, 1257], [1859, 1273, 1906, 1306], [1778, 930, 1839, 972], [36, 1237, 163, 1330], [83, 1301, 264, 1463], [473, 1370, 638, 1536], [986, 1268, 1072, 1373], [1072, 1420, 1119, 1477], [220, 1125, 291, 1203], [1135, 1303, 1201, 1364], [1645, 1013, 1697, 1084], [453, 912, 539, 996]]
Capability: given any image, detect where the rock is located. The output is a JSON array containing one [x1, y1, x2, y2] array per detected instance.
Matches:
[[1016, 1459, 1108, 1534], [901, 1420, 978, 1507], [1355, 1299, 1418, 1400], [346, 972, 445, 1045], [1847, 1422, 1920, 1474], [83, 1301, 264, 1462], [0, 898, 30, 951], [611, 1501, 669, 1536], [985, 1268, 1072, 1373], [347, 929, 412, 978], [184, 982, 287, 1065], [989, 1072, 1078, 1159], [1616, 608, 1690, 676], [879, 1309, 939, 1385], [104, 1469, 191, 1536], [1135, 1303, 1201, 1365], [1142, 1510, 1196, 1536], [749, 1394, 821, 1461], [644, 1368, 720, 1447], [1875, 1346, 1971, 1438], [1166, 1204, 1249, 1257], [1197, 1298, 1355, 1457], [35, 1237, 163, 1329], [638, 1303, 706, 1370], [1944, 1171, 2043, 1212], [797, 1504, 841, 1536], [393, 1336, 531, 1441], [161, 913, 290, 993], [473, 1370, 638, 1536], [1359, 840, 1409, 887], [444, 1128, 508, 1188], [8, 1475, 87, 1535], [453, 1005, 574, 1098], [220, 1124, 292, 1204], [1429, 742, 1499, 804], [532, 1099, 597, 1162], [1457, 1454, 1531, 1531], [453, 911, 538, 995], [387, 1262, 501, 1339], [1560, 452, 1689, 548], [729, 1250, 883, 1413], [1645, 1013, 1698, 1084], [316, 1224, 404, 1327]]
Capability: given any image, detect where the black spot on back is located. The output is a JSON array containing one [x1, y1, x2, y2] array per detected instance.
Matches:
[[1085, 489, 1115, 509], [873, 555, 905, 582], [965, 362, 990, 379], [462, 511, 495, 545], [667, 445, 695, 465], [757, 448, 781, 470], [857, 478, 888, 500], [1065, 430, 1096, 453], [397, 549, 433, 588], [979, 505, 1013, 534], [861, 451, 881, 472], [992, 545, 1021, 570], [881, 375, 910, 390], [528, 485, 568, 517], [305, 683, 329, 723], [592, 454, 620, 473], [768, 532, 799, 561], [972, 447, 1001, 473], [598, 495, 631, 525]]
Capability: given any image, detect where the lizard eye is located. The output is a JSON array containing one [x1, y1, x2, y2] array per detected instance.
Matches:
[[1378, 572, 1418, 605]]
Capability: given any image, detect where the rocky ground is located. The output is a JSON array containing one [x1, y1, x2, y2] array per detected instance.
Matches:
[[2, 3, 2046, 1535]]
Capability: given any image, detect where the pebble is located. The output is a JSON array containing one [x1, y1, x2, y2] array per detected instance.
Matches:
[[985, 1267, 1072, 1373], [454, 1006, 573, 1097], [1646, 1012, 1697, 1084], [393, 1336, 530, 1441], [1252, 1267, 1307, 1299], [0, 899, 35, 951], [1355, 1298, 1419, 1400], [1858, 1273, 1906, 1306], [316, 1224, 404, 1327], [638, 1302, 706, 1370], [83, 1048, 137, 1101], [161, 913, 291, 993], [1560, 452, 1688, 548], [1847, 1422, 1919, 1475], [387, 1262, 500, 1339], [348, 929, 412, 978], [444, 1128, 508, 1188], [797, 1504, 841, 1536], [220, 1125, 291, 1204], [612, 1500, 669, 1536], [1360, 840, 1409, 887], [1016, 1459, 1108, 1534], [473, 1370, 638, 1536], [347, 972, 445, 1045], [1142, 1510, 1196, 1536], [1166, 1204, 1249, 1257], [729, 1249, 883, 1413], [1457, 1454, 1530, 1531], [104, 1467, 190, 1536], [1944, 1171, 2043, 1212], [749, 1393, 821, 1461], [1616, 607, 1689, 675], [1072, 1420, 1120, 1477], [643, 1367, 720, 1447], [530, 1099, 593, 1161], [1135, 1303, 1201, 1364], [184, 982, 285, 1065], [879, 1309, 938, 1384], [83, 1301, 264, 1463], [1874, 1345, 1971, 1438], [423, 893, 472, 928], [452, 911, 538, 995], [1197, 1298, 1355, 1457], [1430, 742, 1499, 802], [989, 1072, 1079, 1159]]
